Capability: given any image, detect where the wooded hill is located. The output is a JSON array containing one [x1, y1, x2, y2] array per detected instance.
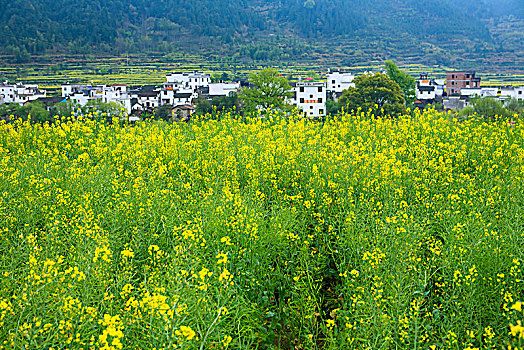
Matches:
[[0, 0, 522, 70]]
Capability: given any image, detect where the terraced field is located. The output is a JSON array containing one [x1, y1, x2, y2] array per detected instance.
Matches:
[[1, 58, 522, 96]]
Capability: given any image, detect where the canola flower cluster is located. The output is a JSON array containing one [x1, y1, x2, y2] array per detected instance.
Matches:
[[0, 108, 523, 349]]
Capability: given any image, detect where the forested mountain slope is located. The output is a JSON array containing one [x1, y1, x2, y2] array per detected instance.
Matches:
[[0, 0, 522, 69]]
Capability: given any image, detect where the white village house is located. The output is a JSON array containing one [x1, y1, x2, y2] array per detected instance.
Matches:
[[0, 82, 46, 105], [159, 72, 217, 106], [134, 90, 160, 110], [0, 84, 15, 104], [166, 72, 211, 90], [500, 86, 524, 101], [326, 71, 355, 100], [61, 84, 132, 113], [160, 84, 196, 106], [61, 84, 85, 98], [208, 82, 241, 98], [460, 86, 524, 102], [293, 81, 327, 118], [415, 74, 445, 101], [460, 87, 497, 98]]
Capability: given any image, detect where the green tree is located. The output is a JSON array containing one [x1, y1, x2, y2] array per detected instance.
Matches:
[[0, 103, 21, 120], [339, 73, 406, 117], [471, 97, 506, 119], [211, 92, 239, 111], [211, 73, 222, 83], [326, 98, 342, 115], [50, 100, 79, 118], [504, 97, 523, 116], [28, 102, 51, 123], [0, 102, 49, 123], [155, 105, 173, 121], [194, 97, 213, 115], [238, 68, 292, 113], [85, 100, 125, 122], [194, 93, 239, 116], [458, 106, 475, 118], [385, 60, 416, 106]]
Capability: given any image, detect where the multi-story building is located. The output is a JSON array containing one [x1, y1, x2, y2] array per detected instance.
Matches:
[[62, 84, 86, 97], [517, 86, 524, 101], [137, 91, 160, 109], [165, 72, 211, 90], [500, 86, 524, 101], [102, 85, 131, 113], [0, 83, 14, 103], [293, 82, 326, 117], [0, 82, 46, 105], [446, 71, 481, 95], [415, 73, 445, 101], [69, 92, 92, 106], [326, 71, 355, 96], [160, 84, 196, 106], [208, 82, 241, 98], [62, 84, 132, 113], [461, 85, 524, 102]]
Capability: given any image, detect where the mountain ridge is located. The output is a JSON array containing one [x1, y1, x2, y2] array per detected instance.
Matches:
[[0, 0, 522, 70]]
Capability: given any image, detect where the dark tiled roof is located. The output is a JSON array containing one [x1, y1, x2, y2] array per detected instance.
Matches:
[[139, 91, 159, 97], [174, 92, 192, 98], [36, 96, 64, 104]]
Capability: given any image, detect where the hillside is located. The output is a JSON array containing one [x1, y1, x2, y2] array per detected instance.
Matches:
[[0, 0, 522, 70]]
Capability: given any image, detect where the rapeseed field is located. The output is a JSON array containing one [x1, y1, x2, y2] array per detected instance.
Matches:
[[0, 108, 522, 349]]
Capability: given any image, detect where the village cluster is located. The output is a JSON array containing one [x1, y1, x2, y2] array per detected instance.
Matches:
[[415, 72, 524, 110], [1, 70, 523, 118]]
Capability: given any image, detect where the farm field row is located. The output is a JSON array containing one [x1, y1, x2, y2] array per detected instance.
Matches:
[[0, 109, 523, 349]]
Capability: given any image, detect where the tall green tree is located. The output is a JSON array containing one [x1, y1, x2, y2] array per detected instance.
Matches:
[[504, 97, 523, 116], [50, 100, 79, 118], [211, 92, 239, 111], [238, 68, 292, 112], [27, 102, 51, 123], [470, 97, 506, 119], [339, 73, 405, 117], [194, 97, 213, 115], [84, 100, 126, 123], [0, 102, 50, 123], [155, 105, 174, 121], [385, 60, 416, 106]]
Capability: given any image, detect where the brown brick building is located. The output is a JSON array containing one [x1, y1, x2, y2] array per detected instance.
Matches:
[[446, 71, 481, 95]]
